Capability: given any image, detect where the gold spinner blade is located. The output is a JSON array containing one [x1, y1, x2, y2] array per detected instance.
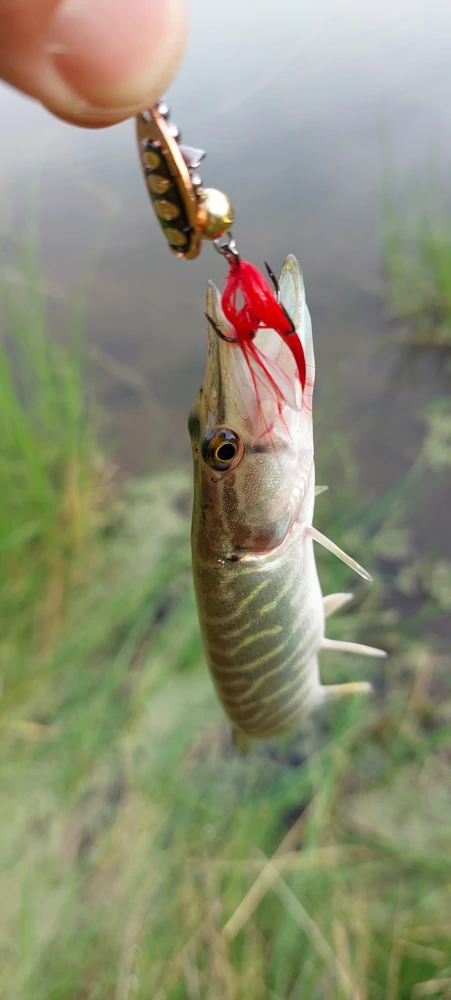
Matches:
[[136, 101, 234, 261]]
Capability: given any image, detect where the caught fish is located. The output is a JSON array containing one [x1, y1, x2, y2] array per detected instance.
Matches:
[[188, 254, 386, 754]]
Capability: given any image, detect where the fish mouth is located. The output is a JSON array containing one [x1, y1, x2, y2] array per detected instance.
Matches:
[[203, 278, 302, 429]]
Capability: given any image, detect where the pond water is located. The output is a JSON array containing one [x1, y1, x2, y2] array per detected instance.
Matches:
[[0, 0, 450, 546]]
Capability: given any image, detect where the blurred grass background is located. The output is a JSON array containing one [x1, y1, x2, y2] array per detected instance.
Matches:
[[0, 194, 450, 999]]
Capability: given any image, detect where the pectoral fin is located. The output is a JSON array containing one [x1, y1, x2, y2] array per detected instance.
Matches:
[[315, 485, 328, 496], [307, 526, 372, 582], [323, 593, 353, 618], [321, 637, 386, 658]]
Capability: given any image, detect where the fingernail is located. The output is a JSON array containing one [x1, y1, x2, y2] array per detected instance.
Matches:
[[46, 0, 187, 109]]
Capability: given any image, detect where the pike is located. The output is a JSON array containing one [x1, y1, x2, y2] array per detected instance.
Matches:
[[188, 254, 386, 754]]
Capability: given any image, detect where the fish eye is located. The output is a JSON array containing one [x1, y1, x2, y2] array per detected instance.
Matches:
[[202, 427, 244, 472]]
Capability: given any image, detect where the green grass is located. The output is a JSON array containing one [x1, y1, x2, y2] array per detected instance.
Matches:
[[382, 172, 451, 347], [1, 449, 450, 999], [0, 236, 110, 696], [1, 239, 451, 998]]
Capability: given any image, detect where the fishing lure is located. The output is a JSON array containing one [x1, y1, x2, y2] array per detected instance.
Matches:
[[136, 103, 307, 414], [136, 101, 386, 753]]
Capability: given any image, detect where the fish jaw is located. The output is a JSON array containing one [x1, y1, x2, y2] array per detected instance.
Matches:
[[188, 255, 315, 558]]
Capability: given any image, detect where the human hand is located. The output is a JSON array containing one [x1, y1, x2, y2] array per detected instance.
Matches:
[[0, 0, 187, 127]]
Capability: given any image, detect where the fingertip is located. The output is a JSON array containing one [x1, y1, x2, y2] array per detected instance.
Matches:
[[45, 0, 188, 125]]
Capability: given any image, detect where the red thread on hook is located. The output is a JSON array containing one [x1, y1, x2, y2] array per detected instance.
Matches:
[[221, 258, 307, 394]]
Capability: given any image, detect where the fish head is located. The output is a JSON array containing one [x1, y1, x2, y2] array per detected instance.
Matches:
[[188, 255, 315, 557]]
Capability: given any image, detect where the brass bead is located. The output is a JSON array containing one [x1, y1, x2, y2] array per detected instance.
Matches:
[[196, 188, 234, 241], [154, 199, 180, 221]]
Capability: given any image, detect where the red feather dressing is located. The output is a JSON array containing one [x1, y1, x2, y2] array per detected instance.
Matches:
[[220, 259, 307, 418]]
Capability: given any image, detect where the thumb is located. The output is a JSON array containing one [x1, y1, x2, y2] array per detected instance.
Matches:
[[0, 0, 188, 128]]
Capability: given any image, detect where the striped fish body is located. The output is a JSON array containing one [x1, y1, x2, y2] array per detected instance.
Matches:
[[192, 489, 325, 740]]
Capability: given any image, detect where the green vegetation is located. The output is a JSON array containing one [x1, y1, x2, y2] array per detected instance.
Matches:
[[382, 173, 451, 347], [0, 236, 109, 677], [1, 238, 450, 999]]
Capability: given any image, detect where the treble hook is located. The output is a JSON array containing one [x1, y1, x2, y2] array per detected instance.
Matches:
[[204, 312, 237, 343], [264, 259, 296, 334]]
